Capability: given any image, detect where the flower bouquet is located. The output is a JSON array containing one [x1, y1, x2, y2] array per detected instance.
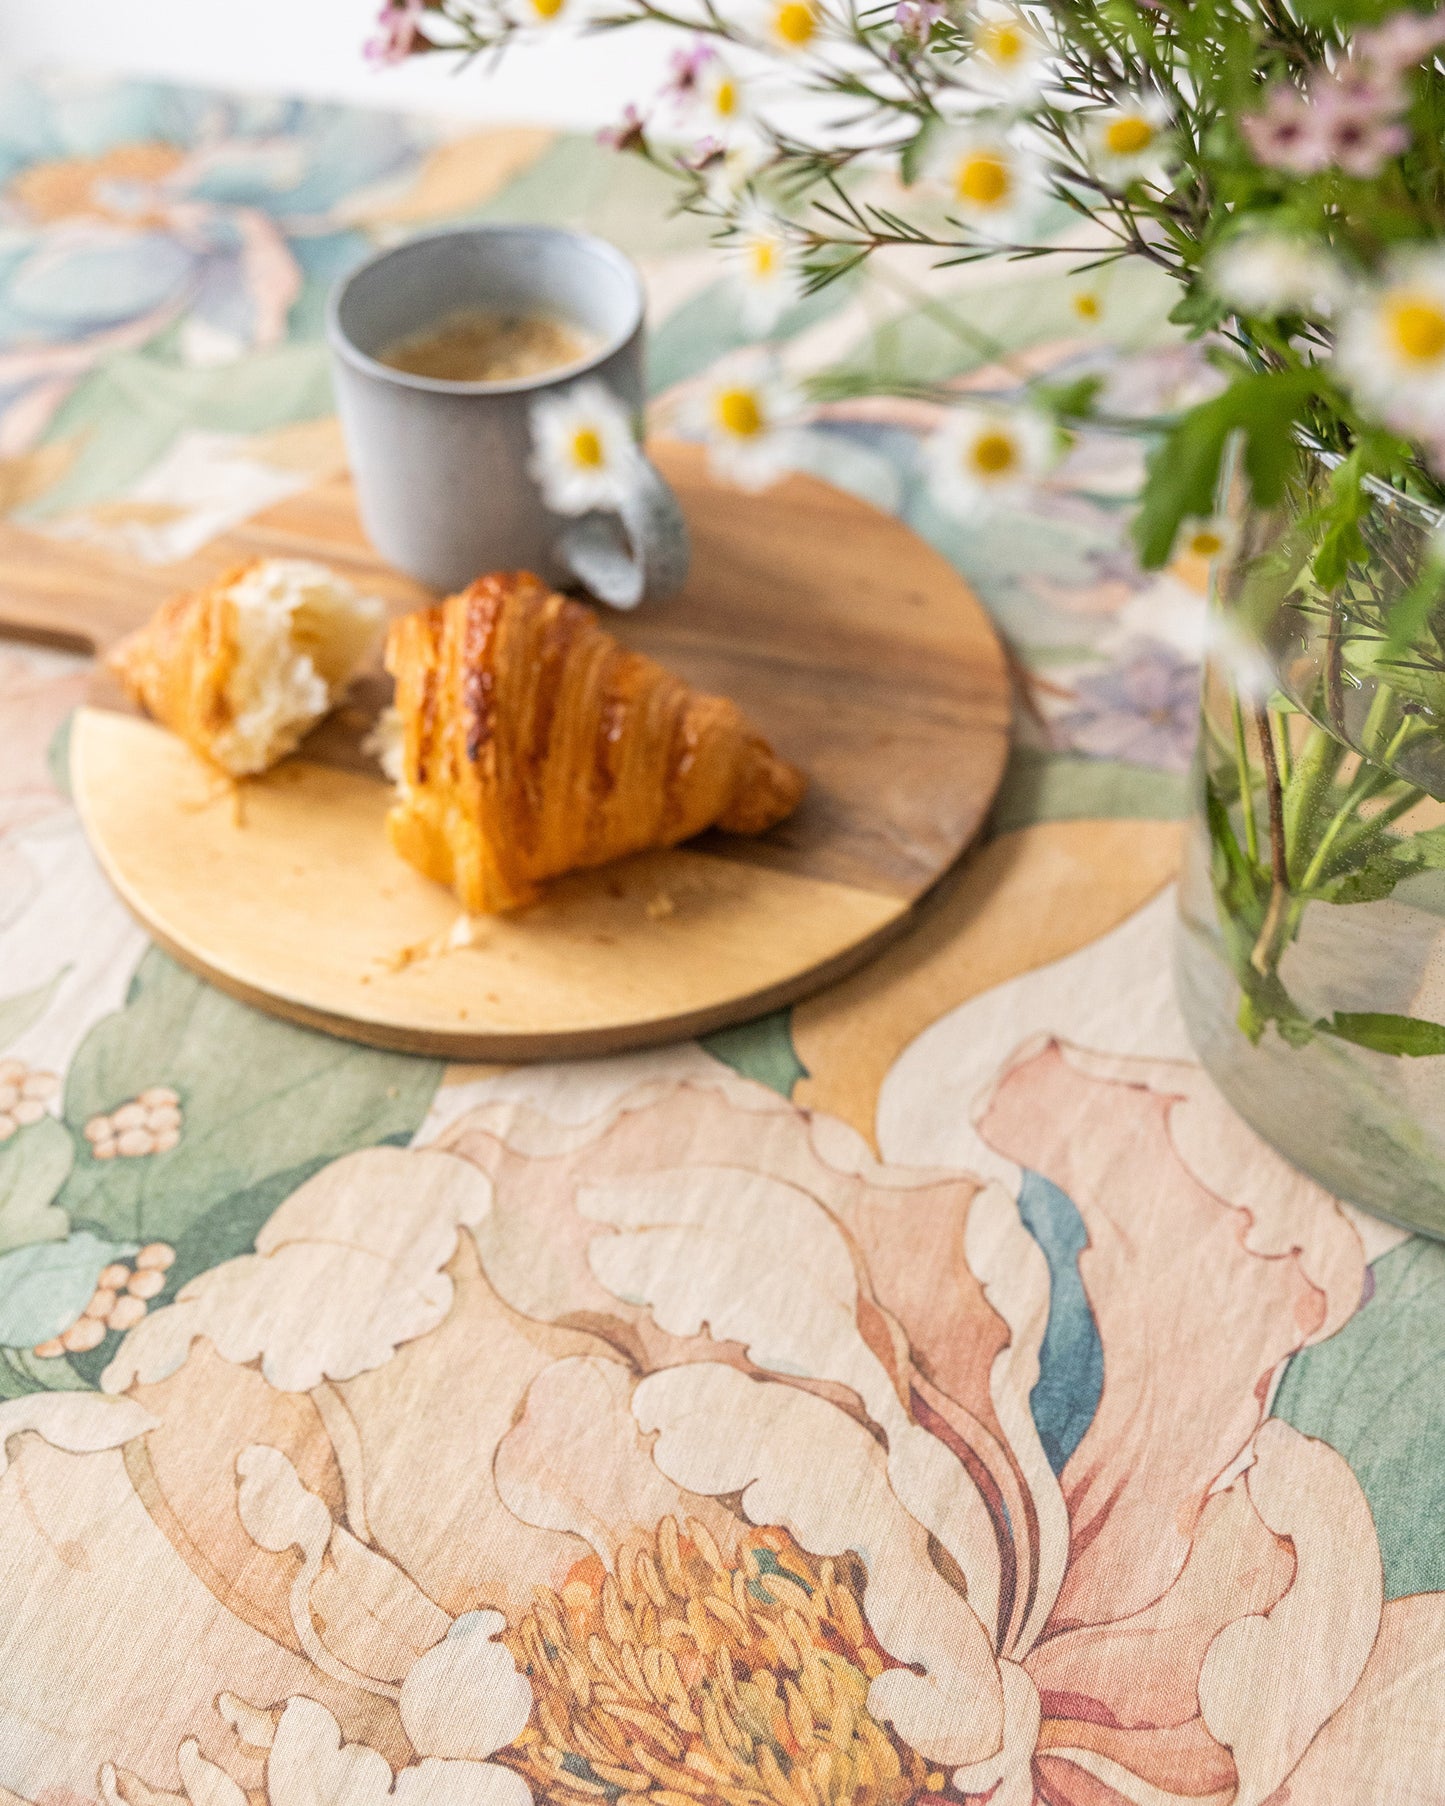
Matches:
[[373, 0, 1445, 1225]]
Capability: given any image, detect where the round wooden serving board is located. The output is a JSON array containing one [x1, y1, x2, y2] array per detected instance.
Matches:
[[3, 440, 1010, 1061]]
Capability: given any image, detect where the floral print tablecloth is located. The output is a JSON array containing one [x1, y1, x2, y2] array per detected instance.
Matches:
[[0, 71, 1441, 1806]]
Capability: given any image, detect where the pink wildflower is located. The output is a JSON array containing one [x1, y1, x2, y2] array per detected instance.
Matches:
[[1316, 93, 1411, 175], [1356, 6, 1445, 73], [666, 40, 716, 98], [598, 105, 648, 154], [895, 0, 946, 41], [1326, 55, 1409, 113], [1240, 84, 1330, 173], [364, 0, 425, 65]]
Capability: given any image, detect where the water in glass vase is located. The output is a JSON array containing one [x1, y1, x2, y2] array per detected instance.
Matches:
[[1174, 450, 1445, 1232], [1178, 668, 1445, 1233]]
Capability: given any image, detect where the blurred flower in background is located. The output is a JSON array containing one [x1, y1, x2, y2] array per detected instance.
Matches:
[[0, 81, 416, 455], [924, 403, 1054, 521], [1056, 638, 1200, 772], [688, 357, 804, 489]]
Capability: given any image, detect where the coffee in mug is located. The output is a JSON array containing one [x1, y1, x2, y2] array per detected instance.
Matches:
[[377, 308, 597, 384]]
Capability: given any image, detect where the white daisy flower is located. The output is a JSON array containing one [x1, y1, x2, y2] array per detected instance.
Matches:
[[927, 127, 1043, 238], [666, 42, 750, 136], [688, 359, 804, 490], [1336, 250, 1445, 438], [1084, 92, 1173, 187], [758, 0, 825, 53], [729, 204, 803, 333], [509, 0, 591, 23], [968, 6, 1053, 106], [1208, 231, 1347, 320], [699, 57, 749, 133], [1177, 513, 1240, 566], [528, 380, 638, 516], [924, 404, 1054, 520]]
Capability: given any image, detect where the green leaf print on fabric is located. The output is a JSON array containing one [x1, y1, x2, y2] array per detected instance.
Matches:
[[700, 1012, 807, 1100], [824, 264, 1181, 395], [0, 1345, 91, 1398], [0, 1230, 136, 1350], [57, 950, 441, 1249], [1273, 1237, 1445, 1599], [649, 273, 861, 396], [475, 134, 708, 257], [0, 1115, 74, 1254], [22, 342, 334, 521], [0, 969, 68, 1053], [993, 748, 1187, 832]]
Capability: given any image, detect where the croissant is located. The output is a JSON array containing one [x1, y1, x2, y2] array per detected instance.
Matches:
[[109, 557, 384, 776], [383, 571, 805, 912]]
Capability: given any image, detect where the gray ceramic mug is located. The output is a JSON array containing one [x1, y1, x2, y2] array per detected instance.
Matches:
[[326, 224, 688, 606]]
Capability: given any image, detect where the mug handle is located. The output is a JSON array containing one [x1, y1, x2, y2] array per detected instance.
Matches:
[[555, 448, 690, 611]]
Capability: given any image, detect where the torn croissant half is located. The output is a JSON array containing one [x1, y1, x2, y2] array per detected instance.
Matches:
[[109, 558, 385, 776], [384, 571, 806, 913]]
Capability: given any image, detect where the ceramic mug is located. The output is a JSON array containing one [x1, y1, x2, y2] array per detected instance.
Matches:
[[326, 224, 688, 606]]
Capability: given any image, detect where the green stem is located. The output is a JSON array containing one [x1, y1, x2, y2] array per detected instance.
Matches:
[[1231, 690, 1260, 865], [1281, 721, 1348, 875], [1272, 707, 1294, 787], [1249, 704, 1292, 976], [1298, 715, 1415, 893]]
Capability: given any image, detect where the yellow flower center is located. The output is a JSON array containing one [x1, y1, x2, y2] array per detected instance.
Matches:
[[531, 0, 567, 16], [750, 238, 779, 280], [1073, 290, 1101, 320], [969, 430, 1019, 476], [571, 427, 605, 468], [715, 387, 765, 438], [979, 21, 1027, 64], [714, 77, 739, 117], [774, 1, 819, 47], [1188, 527, 1225, 557], [955, 150, 1013, 208], [1387, 296, 1445, 365], [497, 1518, 933, 1806], [1104, 114, 1156, 157]]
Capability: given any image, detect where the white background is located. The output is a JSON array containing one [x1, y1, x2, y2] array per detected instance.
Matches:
[[0, 0, 672, 126]]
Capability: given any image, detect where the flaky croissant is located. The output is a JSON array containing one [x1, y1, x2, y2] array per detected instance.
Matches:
[[109, 558, 383, 776], [384, 571, 805, 912]]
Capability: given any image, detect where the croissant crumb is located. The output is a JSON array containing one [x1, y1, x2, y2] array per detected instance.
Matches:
[[109, 558, 384, 776], [383, 571, 805, 913]]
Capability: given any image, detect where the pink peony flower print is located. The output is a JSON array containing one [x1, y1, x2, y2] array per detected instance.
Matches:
[[10, 1055, 1440, 1806]]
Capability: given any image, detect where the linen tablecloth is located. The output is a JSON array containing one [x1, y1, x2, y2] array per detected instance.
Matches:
[[0, 74, 1439, 1806]]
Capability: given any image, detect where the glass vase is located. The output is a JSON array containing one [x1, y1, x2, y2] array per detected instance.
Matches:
[[1176, 458, 1445, 1234]]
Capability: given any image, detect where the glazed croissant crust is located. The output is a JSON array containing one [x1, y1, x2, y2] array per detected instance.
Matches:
[[109, 558, 383, 777], [384, 571, 806, 912]]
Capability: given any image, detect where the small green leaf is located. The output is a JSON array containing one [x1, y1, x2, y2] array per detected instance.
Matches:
[[1031, 374, 1105, 421], [701, 1011, 806, 1100], [0, 1229, 136, 1349], [1275, 1238, 1445, 1597], [899, 118, 938, 187], [1324, 1010, 1445, 1056], [0, 1115, 74, 1255], [58, 949, 441, 1248], [1133, 369, 1318, 568], [0, 967, 68, 1055]]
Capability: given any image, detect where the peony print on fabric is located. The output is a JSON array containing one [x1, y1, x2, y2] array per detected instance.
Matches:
[[4, 67, 1445, 1806], [0, 1044, 1437, 1806]]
